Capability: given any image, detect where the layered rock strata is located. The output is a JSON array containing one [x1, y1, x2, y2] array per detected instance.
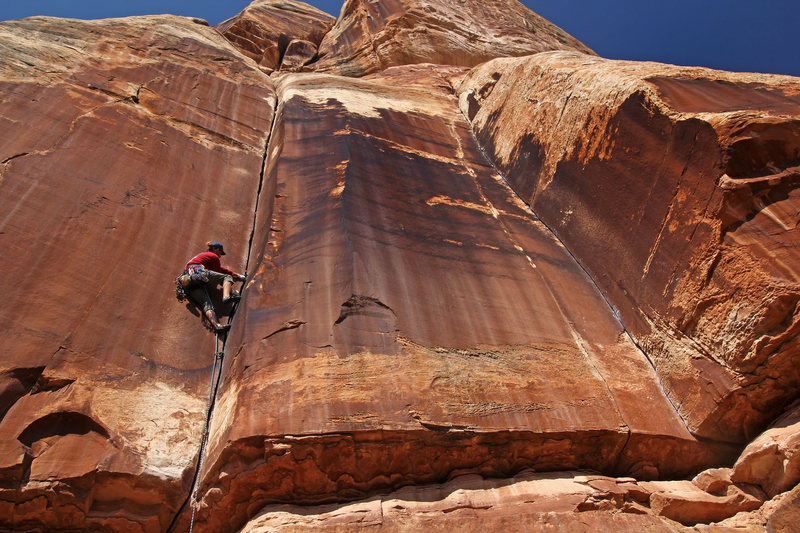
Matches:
[[215, 0, 336, 72], [183, 64, 736, 532], [313, 0, 595, 76], [239, 470, 761, 532], [0, 14, 274, 531], [459, 52, 800, 444], [0, 0, 799, 531], [239, 404, 800, 531]]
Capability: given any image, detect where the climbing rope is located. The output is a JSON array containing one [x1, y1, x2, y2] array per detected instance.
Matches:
[[188, 333, 222, 533], [187, 291, 242, 533]]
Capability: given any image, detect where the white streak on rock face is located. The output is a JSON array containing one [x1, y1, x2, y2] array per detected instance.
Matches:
[[277, 73, 450, 119], [0, 16, 233, 80], [91, 381, 206, 480]]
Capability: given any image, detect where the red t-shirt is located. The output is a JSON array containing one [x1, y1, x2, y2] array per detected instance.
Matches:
[[185, 251, 236, 276]]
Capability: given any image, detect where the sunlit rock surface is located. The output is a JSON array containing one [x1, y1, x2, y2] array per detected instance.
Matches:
[[459, 51, 800, 444], [313, 0, 594, 76], [731, 401, 800, 498], [0, 14, 273, 531], [183, 65, 733, 531], [215, 0, 336, 72], [241, 470, 687, 532], [1, 0, 799, 532]]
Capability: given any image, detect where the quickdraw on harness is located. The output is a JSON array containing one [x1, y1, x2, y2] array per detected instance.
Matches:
[[175, 264, 210, 301]]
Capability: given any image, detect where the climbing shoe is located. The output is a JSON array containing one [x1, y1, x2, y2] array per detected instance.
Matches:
[[214, 324, 231, 333], [223, 295, 241, 304]]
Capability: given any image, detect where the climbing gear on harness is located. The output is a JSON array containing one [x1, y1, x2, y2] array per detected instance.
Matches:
[[175, 264, 210, 301], [186, 264, 210, 284]]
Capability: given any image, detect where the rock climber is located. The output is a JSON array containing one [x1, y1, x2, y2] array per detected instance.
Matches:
[[179, 241, 246, 333]]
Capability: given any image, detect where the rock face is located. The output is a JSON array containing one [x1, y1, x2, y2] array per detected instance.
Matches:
[[459, 52, 800, 444], [241, 471, 688, 532], [731, 401, 800, 497], [313, 0, 594, 76], [187, 64, 733, 531], [215, 0, 336, 71], [0, 14, 273, 531], [1, 1, 799, 532]]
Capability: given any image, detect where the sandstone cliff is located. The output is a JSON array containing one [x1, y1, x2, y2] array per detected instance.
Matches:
[[312, 0, 594, 76], [0, 13, 275, 530], [459, 53, 800, 444], [215, 0, 336, 72], [0, 1, 798, 532]]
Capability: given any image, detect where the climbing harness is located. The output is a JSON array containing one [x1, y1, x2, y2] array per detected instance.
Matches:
[[175, 265, 209, 301]]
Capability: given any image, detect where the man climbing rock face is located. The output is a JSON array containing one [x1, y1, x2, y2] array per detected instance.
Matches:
[[180, 241, 246, 333]]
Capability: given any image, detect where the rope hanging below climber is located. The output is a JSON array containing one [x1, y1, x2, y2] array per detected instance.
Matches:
[[170, 241, 247, 533], [173, 241, 248, 533]]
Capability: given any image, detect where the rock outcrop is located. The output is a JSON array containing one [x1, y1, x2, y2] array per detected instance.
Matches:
[[185, 64, 734, 531], [1, 1, 799, 532], [241, 471, 687, 532], [731, 401, 800, 497], [215, 0, 336, 72], [313, 0, 594, 76], [0, 14, 274, 531], [459, 52, 800, 444]]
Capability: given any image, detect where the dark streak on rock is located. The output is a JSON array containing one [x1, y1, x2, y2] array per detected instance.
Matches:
[[263, 319, 306, 340], [334, 295, 395, 326], [2, 152, 29, 164]]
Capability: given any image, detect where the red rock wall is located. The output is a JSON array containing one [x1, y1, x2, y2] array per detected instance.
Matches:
[[1, 1, 799, 532], [313, 0, 594, 76], [0, 15, 273, 531], [458, 52, 800, 444], [215, 0, 336, 71], [181, 65, 737, 532]]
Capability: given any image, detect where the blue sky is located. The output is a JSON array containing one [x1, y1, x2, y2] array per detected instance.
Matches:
[[0, 1, 797, 77]]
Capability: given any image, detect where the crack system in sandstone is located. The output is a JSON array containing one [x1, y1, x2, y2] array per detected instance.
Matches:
[[173, 65, 753, 532], [6, 4, 797, 531], [167, 86, 279, 533]]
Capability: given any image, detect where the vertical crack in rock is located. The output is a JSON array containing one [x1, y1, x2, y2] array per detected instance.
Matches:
[[7, 4, 800, 531], [188, 65, 737, 530], [245, 94, 280, 273], [458, 52, 800, 444], [0, 12, 283, 532], [456, 118, 633, 440], [167, 350, 226, 533], [168, 81, 280, 533]]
